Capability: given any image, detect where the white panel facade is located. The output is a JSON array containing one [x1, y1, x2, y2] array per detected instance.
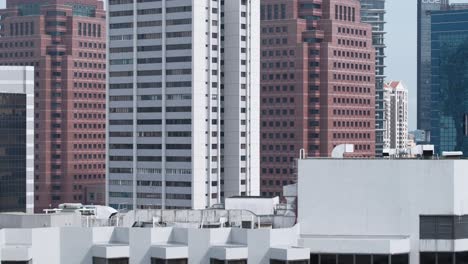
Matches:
[[298, 159, 468, 264], [107, 0, 260, 210]]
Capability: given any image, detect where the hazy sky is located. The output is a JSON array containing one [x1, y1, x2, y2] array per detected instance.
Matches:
[[1, 0, 458, 130]]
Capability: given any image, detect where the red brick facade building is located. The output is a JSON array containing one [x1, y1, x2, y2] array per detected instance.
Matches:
[[0, 0, 106, 211], [260, 0, 375, 197]]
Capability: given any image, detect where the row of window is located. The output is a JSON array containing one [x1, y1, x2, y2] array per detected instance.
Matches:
[[109, 180, 192, 187], [109, 192, 192, 200], [78, 41, 105, 49], [338, 26, 368, 37], [260, 4, 286, 21], [73, 163, 105, 170], [335, 5, 356, 22], [109, 81, 191, 89], [262, 179, 295, 187], [262, 37, 288, 46], [333, 97, 372, 105], [73, 124, 106, 130], [333, 73, 372, 83], [333, 49, 372, 60], [260, 110, 298, 121], [73, 92, 106, 99], [333, 121, 372, 128], [337, 38, 368, 48], [73, 133, 105, 140], [73, 72, 106, 80], [333, 61, 371, 71], [72, 113, 105, 119], [73, 143, 105, 149], [78, 51, 105, 59], [73, 103, 105, 110], [333, 85, 372, 94], [0, 51, 34, 58], [77, 22, 102, 37], [73, 174, 105, 180], [74, 153, 105, 160], [262, 26, 288, 34], [262, 168, 295, 175], [73, 82, 105, 89], [262, 85, 297, 92], [262, 49, 296, 57], [9, 21, 35, 36], [74, 61, 105, 69], [333, 133, 372, 139], [333, 109, 372, 117], [109, 94, 191, 102], [262, 72, 319, 81]]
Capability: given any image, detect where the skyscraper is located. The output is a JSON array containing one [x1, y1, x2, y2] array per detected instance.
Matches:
[[359, 0, 386, 156], [417, 0, 449, 134], [383, 81, 409, 153], [430, 7, 468, 155], [260, 0, 376, 197], [107, 0, 260, 210], [0, 0, 107, 212], [0, 66, 34, 213]]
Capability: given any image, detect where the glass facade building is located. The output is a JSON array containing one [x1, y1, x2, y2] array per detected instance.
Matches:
[[417, 0, 449, 134], [0, 66, 34, 213], [0, 93, 27, 212], [430, 8, 468, 155]]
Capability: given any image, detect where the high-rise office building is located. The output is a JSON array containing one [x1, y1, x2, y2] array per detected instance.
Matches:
[[359, 0, 386, 156], [107, 0, 260, 210], [430, 7, 468, 155], [383, 81, 408, 152], [0, 66, 34, 213], [0, 0, 107, 212], [417, 0, 449, 134], [260, 0, 376, 197]]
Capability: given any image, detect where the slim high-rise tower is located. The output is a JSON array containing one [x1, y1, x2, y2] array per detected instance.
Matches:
[[0, 0, 107, 212], [359, 0, 386, 156], [260, 0, 376, 197], [383, 81, 409, 152], [107, 0, 260, 210]]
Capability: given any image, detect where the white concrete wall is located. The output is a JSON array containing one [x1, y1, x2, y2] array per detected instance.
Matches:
[[298, 159, 468, 264], [0, 226, 303, 263]]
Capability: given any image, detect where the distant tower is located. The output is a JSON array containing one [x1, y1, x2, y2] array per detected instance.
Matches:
[[359, 0, 386, 156], [383, 81, 409, 153], [259, 0, 376, 197], [0, 0, 107, 212]]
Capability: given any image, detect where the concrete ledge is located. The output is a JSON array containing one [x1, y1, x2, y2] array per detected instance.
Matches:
[[298, 235, 410, 254], [210, 244, 248, 260], [92, 244, 130, 259], [151, 244, 188, 259], [1, 245, 32, 261], [269, 246, 310, 261]]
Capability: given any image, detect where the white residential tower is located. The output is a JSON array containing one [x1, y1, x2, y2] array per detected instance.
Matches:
[[383, 81, 409, 153], [106, 0, 260, 210]]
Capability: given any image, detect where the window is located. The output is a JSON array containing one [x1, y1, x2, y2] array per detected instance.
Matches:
[[92, 258, 129, 264], [151, 259, 188, 264]]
